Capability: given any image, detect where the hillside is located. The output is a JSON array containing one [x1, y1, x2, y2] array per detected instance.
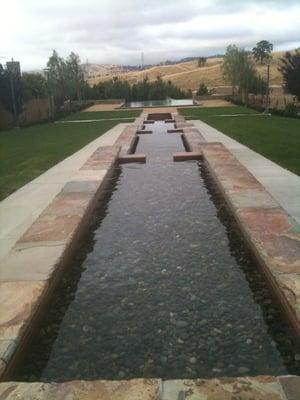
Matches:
[[82, 63, 139, 80], [86, 51, 287, 91]]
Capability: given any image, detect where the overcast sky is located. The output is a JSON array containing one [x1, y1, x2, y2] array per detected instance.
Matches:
[[1, 0, 300, 70]]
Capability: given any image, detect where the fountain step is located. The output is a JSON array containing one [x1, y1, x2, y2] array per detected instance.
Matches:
[[167, 129, 183, 133], [137, 130, 153, 134], [173, 151, 202, 161], [118, 154, 146, 164]]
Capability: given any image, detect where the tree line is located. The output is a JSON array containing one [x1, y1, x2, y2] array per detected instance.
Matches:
[[195, 41, 300, 103], [1, 44, 299, 119], [0, 51, 87, 115], [90, 75, 191, 102], [0, 50, 191, 118]]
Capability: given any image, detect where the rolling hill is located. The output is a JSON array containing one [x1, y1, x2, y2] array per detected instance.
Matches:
[[86, 51, 287, 91]]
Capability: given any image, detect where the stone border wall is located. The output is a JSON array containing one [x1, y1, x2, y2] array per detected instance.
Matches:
[[0, 375, 299, 399]]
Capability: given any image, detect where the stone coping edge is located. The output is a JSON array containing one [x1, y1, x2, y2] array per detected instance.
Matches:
[[0, 375, 299, 399], [199, 142, 300, 340], [115, 124, 140, 156], [179, 112, 300, 339]]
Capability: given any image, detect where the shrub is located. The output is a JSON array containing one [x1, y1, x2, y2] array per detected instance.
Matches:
[[284, 102, 298, 116], [197, 83, 209, 96]]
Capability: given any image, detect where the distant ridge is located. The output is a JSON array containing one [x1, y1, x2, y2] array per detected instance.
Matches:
[[86, 50, 287, 90]]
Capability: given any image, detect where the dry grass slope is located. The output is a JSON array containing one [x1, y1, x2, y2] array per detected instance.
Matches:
[[87, 51, 287, 91]]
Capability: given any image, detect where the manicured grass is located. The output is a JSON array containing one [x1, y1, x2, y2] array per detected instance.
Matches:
[[180, 105, 257, 118], [0, 119, 133, 200], [180, 106, 300, 175], [63, 110, 142, 121]]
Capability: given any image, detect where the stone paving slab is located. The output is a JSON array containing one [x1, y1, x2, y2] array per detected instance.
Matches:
[[161, 376, 289, 400], [62, 181, 101, 193], [173, 114, 186, 123], [115, 125, 139, 155], [0, 243, 65, 282], [70, 169, 107, 182], [0, 376, 299, 399], [278, 376, 300, 400], [0, 281, 45, 342], [175, 122, 195, 129], [0, 240, 16, 263], [182, 130, 206, 152], [80, 145, 120, 170], [19, 192, 93, 244], [0, 379, 160, 400], [229, 189, 278, 209], [0, 206, 45, 241]]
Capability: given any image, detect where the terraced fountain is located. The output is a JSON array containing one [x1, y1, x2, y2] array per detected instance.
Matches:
[[1, 112, 299, 399]]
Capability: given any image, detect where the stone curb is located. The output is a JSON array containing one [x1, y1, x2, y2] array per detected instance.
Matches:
[[0, 375, 299, 399], [115, 124, 140, 156]]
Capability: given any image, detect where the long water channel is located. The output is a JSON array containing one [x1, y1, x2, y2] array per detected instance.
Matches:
[[18, 119, 300, 381]]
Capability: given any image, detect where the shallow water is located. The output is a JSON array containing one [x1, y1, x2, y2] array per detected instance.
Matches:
[[124, 98, 194, 108], [18, 121, 300, 381]]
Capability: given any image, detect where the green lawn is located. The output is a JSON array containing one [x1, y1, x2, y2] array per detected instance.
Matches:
[[180, 106, 300, 175], [0, 112, 139, 200], [63, 110, 142, 121]]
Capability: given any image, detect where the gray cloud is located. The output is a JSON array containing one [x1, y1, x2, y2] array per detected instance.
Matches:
[[1, 0, 300, 70]]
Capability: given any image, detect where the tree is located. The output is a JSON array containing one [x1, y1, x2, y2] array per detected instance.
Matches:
[[223, 45, 241, 94], [22, 73, 47, 100], [46, 50, 67, 106], [223, 44, 266, 101], [90, 76, 189, 102], [65, 52, 85, 100], [198, 57, 207, 67], [279, 49, 300, 100], [0, 63, 23, 115], [149, 76, 167, 100], [45, 50, 87, 105], [252, 40, 273, 65], [197, 83, 208, 95], [0, 64, 10, 110]]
